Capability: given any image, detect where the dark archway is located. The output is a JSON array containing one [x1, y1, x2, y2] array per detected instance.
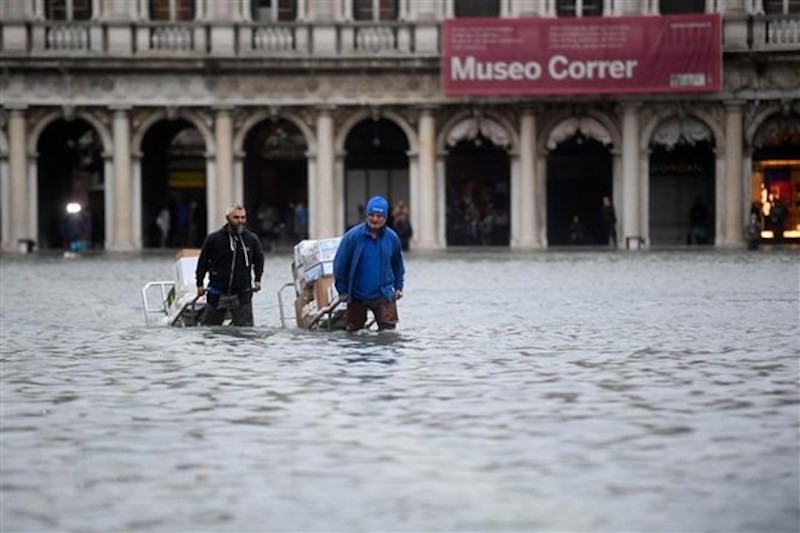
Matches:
[[141, 119, 207, 248], [445, 134, 510, 246], [344, 118, 409, 230], [243, 119, 309, 248], [649, 141, 716, 245], [546, 134, 612, 246], [36, 119, 105, 250]]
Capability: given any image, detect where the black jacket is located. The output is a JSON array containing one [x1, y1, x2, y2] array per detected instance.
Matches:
[[196, 224, 264, 294]]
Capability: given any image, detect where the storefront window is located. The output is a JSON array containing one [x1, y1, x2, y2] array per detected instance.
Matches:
[[751, 117, 800, 241]]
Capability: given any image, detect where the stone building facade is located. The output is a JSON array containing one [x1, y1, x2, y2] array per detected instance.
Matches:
[[1, 0, 799, 251]]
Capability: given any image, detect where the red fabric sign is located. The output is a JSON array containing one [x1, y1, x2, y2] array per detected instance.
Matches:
[[443, 15, 721, 96]]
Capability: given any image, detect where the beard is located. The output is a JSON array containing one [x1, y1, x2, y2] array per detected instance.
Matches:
[[228, 219, 245, 234]]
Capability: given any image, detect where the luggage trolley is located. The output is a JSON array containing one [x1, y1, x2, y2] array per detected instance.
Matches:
[[277, 238, 374, 331], [140, 249, 209, 327], [276, 281, 348, 330]]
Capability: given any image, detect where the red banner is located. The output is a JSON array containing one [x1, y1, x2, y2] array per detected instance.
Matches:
[[443, 15, 721, 96]]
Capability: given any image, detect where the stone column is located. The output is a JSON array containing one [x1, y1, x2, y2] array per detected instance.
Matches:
[[436, 154, 447, 246], [26, 150, 38, 245], [0, 150, 8, 250], [7, 108, 29, 251], [612, 148, 623, 247], [233, 151, 245, 205], [205, 154, 219, 235], [214, 107, 234, 219], [536, 153, 547, 245], [621, 102, 642, 248], [132, 152, 143, 248], [639, 148, 651, 246], [110, 107, 134, 250], [314, 106, 336, 239], [416, 107, 439, 250], [101, 154, 113, 249], [334, 149, 346, 236], [723, 102, 744, 246], [407, 151, 420, 246], [714, 148, 725, 245], [513, 109, 540, 248]]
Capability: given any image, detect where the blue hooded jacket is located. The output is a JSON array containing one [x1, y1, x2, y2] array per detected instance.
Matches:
[[333, 209, 405, 301]]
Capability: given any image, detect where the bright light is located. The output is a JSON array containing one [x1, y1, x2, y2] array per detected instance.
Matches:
[[66, 202, 82, 214]]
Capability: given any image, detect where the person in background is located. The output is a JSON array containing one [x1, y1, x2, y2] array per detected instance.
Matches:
[[568, 215, 586, 244], [745, 212, 761, 250], [600, 195, 617, 247], [156, 206, 171, 248], [196, 204, 265, 326], [333, 196, 405, 332], [294, 202, 309, 240], [390, 200, 413, 251], [688, 197, 709, 245], [769, 192, 786, 243]]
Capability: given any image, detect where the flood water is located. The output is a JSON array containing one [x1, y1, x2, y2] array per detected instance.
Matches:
[[1, 248, 798, 532]]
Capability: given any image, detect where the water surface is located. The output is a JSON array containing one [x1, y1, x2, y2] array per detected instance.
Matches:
[[1, 249, 798, 532]]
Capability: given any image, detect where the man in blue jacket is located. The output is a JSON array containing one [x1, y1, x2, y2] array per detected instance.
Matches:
[[333, 195, 405, 331]]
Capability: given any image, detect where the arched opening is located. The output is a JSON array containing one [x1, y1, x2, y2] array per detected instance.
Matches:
[[36, 119, 105, 250], [649, 116, 716, 246], [751, 113, 800, 242], [445, 116, 511, 246], [140, 119, 207, 248], [243, 118, 309, 249], [546, 120, 612, 246], [344, 118, 410, 230]]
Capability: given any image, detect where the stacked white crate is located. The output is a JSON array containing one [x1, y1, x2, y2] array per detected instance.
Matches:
[[292, 238, 342, 327]]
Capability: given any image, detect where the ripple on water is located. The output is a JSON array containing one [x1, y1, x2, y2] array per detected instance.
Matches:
[[0, 250, 798, 532]]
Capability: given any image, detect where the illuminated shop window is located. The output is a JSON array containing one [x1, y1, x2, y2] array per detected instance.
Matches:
[[765, 0, 800, 14], [353, 0, 398, 21], [454, 0, 500, 17], [149, 0, 195, 21], [659, 0, 705, 14], [46, 0, 91, 20], [252, 0, 297, 22], [556, 0, 603, 17]]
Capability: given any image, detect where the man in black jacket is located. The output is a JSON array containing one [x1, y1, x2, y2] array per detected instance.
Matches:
[[196, 204, 265, 326]]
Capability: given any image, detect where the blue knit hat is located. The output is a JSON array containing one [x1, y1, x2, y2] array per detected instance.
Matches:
[[365, 196, 389, 217]]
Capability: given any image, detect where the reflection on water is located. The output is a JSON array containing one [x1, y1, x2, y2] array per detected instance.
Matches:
[[1, 249, 798, 532]]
